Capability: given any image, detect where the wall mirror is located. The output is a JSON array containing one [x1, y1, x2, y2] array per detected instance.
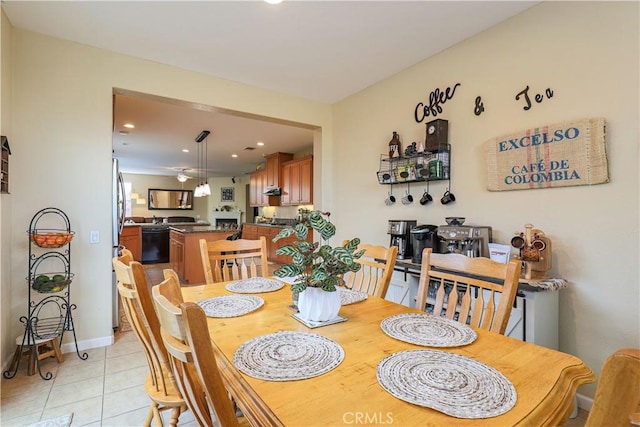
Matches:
[[148, 188, 193, 210]]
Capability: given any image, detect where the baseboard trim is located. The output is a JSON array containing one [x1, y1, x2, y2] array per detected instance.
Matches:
[[60, 334, 114, 354], [576, 392, 594, 412]]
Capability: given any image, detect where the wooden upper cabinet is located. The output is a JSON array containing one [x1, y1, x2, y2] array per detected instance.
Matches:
[[265, 152, 293, 188], [249, 170, 264, 207], [250, 152, 293, 207], [281, 156, 313, 206]]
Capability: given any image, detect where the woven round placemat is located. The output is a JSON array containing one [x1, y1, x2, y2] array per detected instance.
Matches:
[[225, 277, 284, 293], [197, 295, 264, 318], [381, 313, 477, 347], [234, 331, 344, 381], [338, 287, 368, 305], [377, 349, 516, 419]]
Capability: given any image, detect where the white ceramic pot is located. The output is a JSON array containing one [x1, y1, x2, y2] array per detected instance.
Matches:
[[297, 287, 341, 322]]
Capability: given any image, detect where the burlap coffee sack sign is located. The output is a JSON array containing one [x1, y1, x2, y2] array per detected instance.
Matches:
[[485, 118, 608, 191]]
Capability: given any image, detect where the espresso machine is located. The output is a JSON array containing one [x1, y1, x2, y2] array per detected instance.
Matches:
[[388, 220, 417, 260], [436, 217, 492, 258]]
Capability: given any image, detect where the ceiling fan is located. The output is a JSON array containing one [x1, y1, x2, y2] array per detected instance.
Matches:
[[176, 168, 195, 183]]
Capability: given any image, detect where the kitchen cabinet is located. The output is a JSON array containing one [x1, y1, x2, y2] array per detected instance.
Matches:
[[241, 224, 312, 264], [250, 170, 282, 207], [249, 170, 266, 207], [169, 230, 185, 279], [250, 152, 294, 207], [169, 228, 233, 284], [265, 152, 293, 188], [119, 225, 142, 262], [281, 156, 313, 206]]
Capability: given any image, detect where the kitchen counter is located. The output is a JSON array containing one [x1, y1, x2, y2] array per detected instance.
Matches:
[[250, 223, 289, 228], [124, 222, 210, 228], [393, 258, 566, 292], [169, 225, 236, 234]]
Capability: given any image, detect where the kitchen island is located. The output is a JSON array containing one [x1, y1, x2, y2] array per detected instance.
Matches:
[[169, 226, 235, 284]]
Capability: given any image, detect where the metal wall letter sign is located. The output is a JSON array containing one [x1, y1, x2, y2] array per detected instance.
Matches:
[[415, 83, 461, 122]]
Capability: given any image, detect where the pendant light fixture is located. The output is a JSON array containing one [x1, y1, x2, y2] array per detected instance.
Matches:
[[194, 130, 211, 197]]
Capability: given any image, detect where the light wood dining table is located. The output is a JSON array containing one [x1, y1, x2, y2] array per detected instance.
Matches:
[[181, 281, 594, 426]]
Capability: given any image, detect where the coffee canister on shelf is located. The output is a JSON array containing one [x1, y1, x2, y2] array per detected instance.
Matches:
[[428, 159, 443, 178]]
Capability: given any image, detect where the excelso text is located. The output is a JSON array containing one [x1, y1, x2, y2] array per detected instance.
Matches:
[[497, 127, 579, 152]]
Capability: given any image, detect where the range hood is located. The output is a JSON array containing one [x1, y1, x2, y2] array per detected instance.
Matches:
[[263, 187, 281, 196]]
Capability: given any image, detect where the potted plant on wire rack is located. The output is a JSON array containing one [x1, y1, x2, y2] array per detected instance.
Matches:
[[272, 210, 364, 322]]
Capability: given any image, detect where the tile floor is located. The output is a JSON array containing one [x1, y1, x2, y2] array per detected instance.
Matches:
[[0, 330, 196, 426], [1, 263, 590, 426]]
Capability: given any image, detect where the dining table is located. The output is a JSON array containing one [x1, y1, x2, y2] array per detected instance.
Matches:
[[181, 280, 595, 426]]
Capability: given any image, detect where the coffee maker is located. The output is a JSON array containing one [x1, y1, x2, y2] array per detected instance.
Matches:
[[410, 224, 441, 263], [388, 220, 417, 260], [436, 217, 492, 258]]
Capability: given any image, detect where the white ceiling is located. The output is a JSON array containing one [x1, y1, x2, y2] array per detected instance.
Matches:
[[3, 0, 539, 178]]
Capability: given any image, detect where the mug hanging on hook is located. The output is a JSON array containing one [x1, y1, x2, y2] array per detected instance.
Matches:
[[385, 185, 396, 206], [420, 181, 432, 206], [441, 187, 456, 205], [402, 183, 414, 205]]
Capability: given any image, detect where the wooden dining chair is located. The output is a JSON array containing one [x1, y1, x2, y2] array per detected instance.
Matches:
[[152, 275, 251, 427], [585, 348, 640, 426], [112, 256, 186, 426], [341, 240, 398, 298], [415, 248, 522, 335], [199, 236, 269, 283]]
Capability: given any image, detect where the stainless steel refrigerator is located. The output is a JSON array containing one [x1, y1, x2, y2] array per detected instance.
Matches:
[[111, 158, 125, 329]]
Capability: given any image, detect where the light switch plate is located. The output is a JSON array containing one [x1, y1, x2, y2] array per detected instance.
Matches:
[[90, 230, 100, 244]]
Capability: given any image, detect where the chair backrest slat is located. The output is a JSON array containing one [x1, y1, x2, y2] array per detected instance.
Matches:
[[200, 237, 269, 283], [153, 276, 241, 427], [112, 256, 178, 396], [416, 249, 522, 335], [341, 241, 398, 298]]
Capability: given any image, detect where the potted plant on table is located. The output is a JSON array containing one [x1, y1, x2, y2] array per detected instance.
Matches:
[[272, 210, 364, 322]]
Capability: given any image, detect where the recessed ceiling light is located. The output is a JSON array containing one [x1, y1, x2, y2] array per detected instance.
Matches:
[[123, 123, 135, 129], [182, 149, 189, 153], [257, 141, 264, 146], [232, 154, 238, 158], [264, 0, 283, 4]]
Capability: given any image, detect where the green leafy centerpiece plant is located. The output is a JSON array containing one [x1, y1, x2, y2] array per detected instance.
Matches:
[[272, 210, 364, 322]]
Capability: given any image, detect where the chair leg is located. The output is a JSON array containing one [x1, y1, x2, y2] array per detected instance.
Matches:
[[144, 403, 155, 427], [168, 406, 181, 427], [152, 404, 163, 427]]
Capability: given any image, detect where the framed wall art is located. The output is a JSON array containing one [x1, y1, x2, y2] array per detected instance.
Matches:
[[221, 187, 235, 202]]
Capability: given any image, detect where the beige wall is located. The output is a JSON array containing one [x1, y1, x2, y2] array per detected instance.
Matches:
[[3, 24, 332, 364], [1, 9, 14, 369], [2, 1, 638, 405], [333, 1, 639, 401]]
